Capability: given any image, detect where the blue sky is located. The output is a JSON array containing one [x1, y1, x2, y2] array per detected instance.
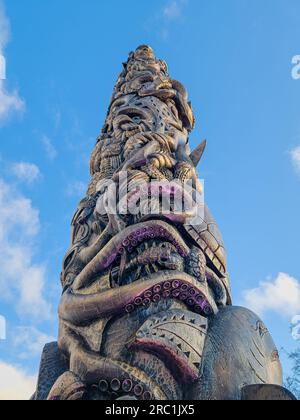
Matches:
[[0, 0, 300, 399]]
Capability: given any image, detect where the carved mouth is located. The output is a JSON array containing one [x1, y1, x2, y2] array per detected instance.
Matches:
[[109, 221, 189, 288], [104, 220, 190, 283], [72, 219, 190, 291]]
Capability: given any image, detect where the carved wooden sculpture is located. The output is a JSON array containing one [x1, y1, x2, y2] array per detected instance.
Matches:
[[34, 46, 294, 401]]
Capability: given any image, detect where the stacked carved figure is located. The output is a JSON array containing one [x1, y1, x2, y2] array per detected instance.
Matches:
[[34, 46, 295, 401]]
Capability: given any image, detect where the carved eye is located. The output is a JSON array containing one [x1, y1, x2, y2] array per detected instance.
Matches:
[[132, 116, 141, 124], [63, 249, 76, 270]]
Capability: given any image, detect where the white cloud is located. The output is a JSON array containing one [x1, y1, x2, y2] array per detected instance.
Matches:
[[0, 361, 36, 400], [13, 327, 55, 360], [66, 181, 86, 197], [53, 108, 61, 130], [0, 2, 25, 124], [153, 0, 188, 41], [11, 162, 41, 184], [163, 0, 187, 20], [0, 178, 51, 320], [243, 272, 300, 318], [0, 1, 9, 51], [41, 135, 57, 160], [291, 146, 300, 175], [0, 81, 24, 123]]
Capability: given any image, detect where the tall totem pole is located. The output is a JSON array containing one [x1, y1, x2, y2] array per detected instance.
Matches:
[[34, 46, 294, 401]]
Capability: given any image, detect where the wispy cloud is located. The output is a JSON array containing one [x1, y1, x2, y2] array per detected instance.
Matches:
[[0, 361, 36, 400], [0, 81, 24, 123], [155, 0, 188, 41], [0, 178, 51, 320], [11, 162, 41, 185], [144, 0, 189, 41], [0, 0, 9, 50], [66, 180, 86, 198], [41, 135, 57, 160], [290, 146, 300, 175], [0, 1, 25, 124], [243, 272, 300, 318], [13, 327, 55, 360], [53, 109, 61, 130], [163, 0, 186, 20]]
